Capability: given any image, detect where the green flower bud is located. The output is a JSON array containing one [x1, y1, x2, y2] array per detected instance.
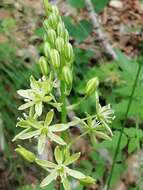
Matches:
[[50, 49, 60, 69], [51, 5, 59, 15], [15, 145, 36, 163], [64, 42, 74, 61], [39, 56, 49, 76], [63, 29, 69, 42], [43, 0, 52, 14], [80, 176, 96, 185], [57, 22, 69, 42], [48, 14, 59, 29], [43, 19, 53, 32], [57, 22, 65, 36], [44, 42, 51, 58], [55, 37, 65, 53], [85, 77, 99, 96], [62, 66, 73, 86], [47, 29, 56, 46]]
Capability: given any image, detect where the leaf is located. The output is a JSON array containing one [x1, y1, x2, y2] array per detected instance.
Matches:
[[18, 129, 41, 140], [73, 20, 93, 42], [34, 27, 45, 37], [40, 170, 57, 187], [115, 49, 138, 75], [62, 177, 71, 190], [44, 110, 54, 126], [128, 137, 138, 154], [54, 146, 63, 164], [38, 133, 46, 155], [63, 17, 93, 42], [35, 102, 43, 116], [49, 132, 66, 145], [18, 101, 34, 110], [35, 159, 57, 168], [92, 0, 110, 13], [67, 0, 85, 8], [64, 152, 81, 166], [65, 167, 85, 179]]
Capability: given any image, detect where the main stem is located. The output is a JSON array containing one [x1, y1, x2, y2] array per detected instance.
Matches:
[[106, 63, 142, 190]]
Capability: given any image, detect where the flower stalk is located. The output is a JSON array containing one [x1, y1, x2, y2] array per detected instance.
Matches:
[[13, 1, 115, 189]]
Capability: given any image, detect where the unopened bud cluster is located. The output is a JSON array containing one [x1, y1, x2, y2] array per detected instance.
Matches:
[[39, 1, 74, 93]]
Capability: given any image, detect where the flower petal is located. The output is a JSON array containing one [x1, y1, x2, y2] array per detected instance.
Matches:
[[35, 158, 57, 168], [17, 89, 34, 100], [38, 133, 46, 155], [64, 152, 81, 166], [18, 101, 34, 110], [54, 146, 63, 164], [95, 131, 112, 141], [12, 127, 31, 141], [40, 170, 57, 187], [35, 102, 43, 116], [65, 167, 85, 179], [49, 132, 66, 145], [18, 129, 41, 140], [62, 177, 71, 190], [44, 110, 54, 126]]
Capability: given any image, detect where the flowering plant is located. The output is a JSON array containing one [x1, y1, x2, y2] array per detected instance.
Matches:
[[13, 0, 115, 189]]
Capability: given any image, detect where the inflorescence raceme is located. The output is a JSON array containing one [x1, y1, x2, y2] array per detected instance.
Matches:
[[13, 0, 115, 189]]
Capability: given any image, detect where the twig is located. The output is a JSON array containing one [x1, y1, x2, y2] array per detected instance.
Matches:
[[55, 176, 61, 190], [85, 0, 117, 60]]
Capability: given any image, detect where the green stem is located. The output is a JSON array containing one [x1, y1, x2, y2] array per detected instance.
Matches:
[[106, 63, 142, 190], [60, 80, 67, 123], [67, 96, 87, 110], [68, 131, 89, 148]]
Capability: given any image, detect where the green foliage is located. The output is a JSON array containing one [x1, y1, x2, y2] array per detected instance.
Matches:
[[67, 0, 85, 9], [67, 0, 110, 13], [63, 16, 93, 42]]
